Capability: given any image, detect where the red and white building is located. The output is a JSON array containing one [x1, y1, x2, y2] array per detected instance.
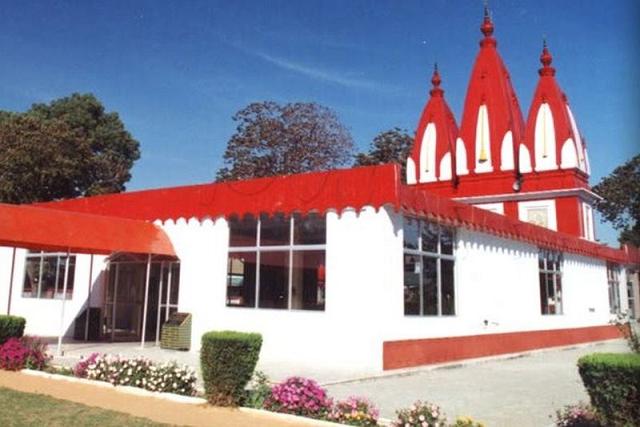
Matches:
[[0, 10, 638, 372]]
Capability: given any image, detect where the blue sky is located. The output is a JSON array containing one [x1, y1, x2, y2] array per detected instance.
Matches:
[[0, 0, 638, 245]]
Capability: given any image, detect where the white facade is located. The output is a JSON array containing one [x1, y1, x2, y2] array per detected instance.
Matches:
[[0, 205, 628, 371]]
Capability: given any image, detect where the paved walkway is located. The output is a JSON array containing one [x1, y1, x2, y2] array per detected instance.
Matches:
[[326, 340, 629, 427], [52, 338, 630, 426]]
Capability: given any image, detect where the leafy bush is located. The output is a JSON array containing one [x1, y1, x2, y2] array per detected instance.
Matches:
[[578, 353, 640, 426], [0, 336, 50, 371], [200, 330, 262, 406], [553, 403, 600, 427], [0, 315, 26, 344], [391, 401, 448, 427], [451, 416, 485, 427], [244, 371, 272, 409], [21, 336, 51, 370], [73, 352, 100, 378], [85, 354, 196, 396], [264, 376, 332, 418], [327, 396, 379, 426]]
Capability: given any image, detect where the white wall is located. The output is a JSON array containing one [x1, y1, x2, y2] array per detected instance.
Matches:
[[0, 247, 107, 337], [159, 207, 399, 372], [0, 206, 619, 371], [378, 218, 613, 343]]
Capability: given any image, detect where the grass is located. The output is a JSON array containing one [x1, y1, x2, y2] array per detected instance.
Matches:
[[0, 387, 173, 427]]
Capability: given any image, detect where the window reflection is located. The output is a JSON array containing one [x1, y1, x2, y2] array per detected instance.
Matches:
[[227, 212, 327, 312]]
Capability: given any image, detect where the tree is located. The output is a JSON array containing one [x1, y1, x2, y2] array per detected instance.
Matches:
[[216, 101, 354, 181], [0, 93, 140, 203], [354, 127, 413, 179], [592, 154, 640, 246]]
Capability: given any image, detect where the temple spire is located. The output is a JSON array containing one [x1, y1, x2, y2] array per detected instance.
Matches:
[[481, 1, 494, 38], [430, 63, 443, 97], [539, 38, 556, 76]]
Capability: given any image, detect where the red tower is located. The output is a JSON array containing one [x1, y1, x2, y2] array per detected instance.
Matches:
[[406, 7, 598, 240]]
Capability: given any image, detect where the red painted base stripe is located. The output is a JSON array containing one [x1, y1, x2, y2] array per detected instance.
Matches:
[[383, 325, 621, 370]]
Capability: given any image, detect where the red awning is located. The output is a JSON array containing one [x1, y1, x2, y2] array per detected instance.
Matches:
[[0, 203, 175, 256], [34, 164, 636, 265]]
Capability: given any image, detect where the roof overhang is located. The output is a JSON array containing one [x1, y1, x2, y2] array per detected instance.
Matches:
[[0, 203, 175, 256]]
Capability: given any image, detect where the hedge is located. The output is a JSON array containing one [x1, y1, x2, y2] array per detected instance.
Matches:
[[200, 330, 262, 406], [0, 315, 26, 345], [577, 352, 640, 426]]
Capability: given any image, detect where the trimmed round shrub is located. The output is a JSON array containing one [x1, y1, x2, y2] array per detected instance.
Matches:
[[200, 330, 262, 406], [578, 352, 640, 426], [0, 315, 26, 345], [264, 376, 332, 418]]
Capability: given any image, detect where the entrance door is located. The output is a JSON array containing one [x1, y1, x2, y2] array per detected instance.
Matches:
[[103, 259, 180, 342], [104, 263, 146, 341]]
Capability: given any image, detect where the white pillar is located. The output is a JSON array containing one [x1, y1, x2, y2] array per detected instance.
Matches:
[[165, 264, 173, 321], [84, 254, 94, 341], [140, 254, 152, 350], [56, 249, 71, 356], [155, 261, 164, 345], [6, 247, 16, 315]]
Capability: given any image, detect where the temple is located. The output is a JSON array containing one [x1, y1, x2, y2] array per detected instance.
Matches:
[[407, 7, 596, 241], [0, 7, 638, 373]]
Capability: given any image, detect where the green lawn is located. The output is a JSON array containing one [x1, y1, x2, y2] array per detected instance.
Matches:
[[0, 387, 172, 427]]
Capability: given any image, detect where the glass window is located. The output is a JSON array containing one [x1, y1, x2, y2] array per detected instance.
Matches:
[[422, 256, 438, 315], [539, 249, 563, 315], [403, 254, 420, 315], [607, 263, 621, 314], [226, 252, 256, 307], [22, 251, 76, 299], [293, 213, 326, 245], [258, 251, 289, 309], [421, 222, 439, 253], [228, 214, 258, 247], [260, 213, 290, 246], [441, 259, 455, 315], [403, 217, 420, 250], [403, 217, 456, 316], [290, 250, 325, 310], [227, 212, 326, 311], [627, 271, 636, 319]]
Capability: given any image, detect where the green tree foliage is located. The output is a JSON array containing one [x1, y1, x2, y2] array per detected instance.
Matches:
[[0, 93, 140, 203], [216, 101, 354, 181], [592, 154, 640, 246], [354, 127, 413, 179]]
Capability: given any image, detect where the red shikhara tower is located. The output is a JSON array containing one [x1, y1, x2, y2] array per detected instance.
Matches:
[[406, 7, 598, 240]]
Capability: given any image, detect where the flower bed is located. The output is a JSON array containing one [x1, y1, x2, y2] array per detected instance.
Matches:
[[0, 336, 50, 371], [78, 353, 197, 396]]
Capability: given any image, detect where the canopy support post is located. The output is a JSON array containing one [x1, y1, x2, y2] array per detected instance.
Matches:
[[84, 254, 94, 341], [6, 247, 16, 315], [155, 261, 164, 346], [140, 254, 152, 350], [56, 249, 71, 357]]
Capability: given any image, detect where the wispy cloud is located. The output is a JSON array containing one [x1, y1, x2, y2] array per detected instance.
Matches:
[[228, 41, 400, 95]]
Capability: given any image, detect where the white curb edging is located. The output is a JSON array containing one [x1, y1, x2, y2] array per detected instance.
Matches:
[[20, 369, 391, 426], [21, 369, 207, 405]]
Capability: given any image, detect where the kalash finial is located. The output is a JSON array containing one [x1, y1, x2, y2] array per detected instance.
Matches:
[[539, 37, 555, 76], [481, 0, 494, 38], [430, 62, 443, 97]]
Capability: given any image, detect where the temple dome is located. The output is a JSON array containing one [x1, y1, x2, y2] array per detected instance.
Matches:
[[523, 41, 590, 175], [407, 65, 459, 185], [457, 7, 525, 175]]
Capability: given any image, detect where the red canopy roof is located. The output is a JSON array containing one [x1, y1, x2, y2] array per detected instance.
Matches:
[[0, 203, 175, 256], [36, 164, 636, 265]]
